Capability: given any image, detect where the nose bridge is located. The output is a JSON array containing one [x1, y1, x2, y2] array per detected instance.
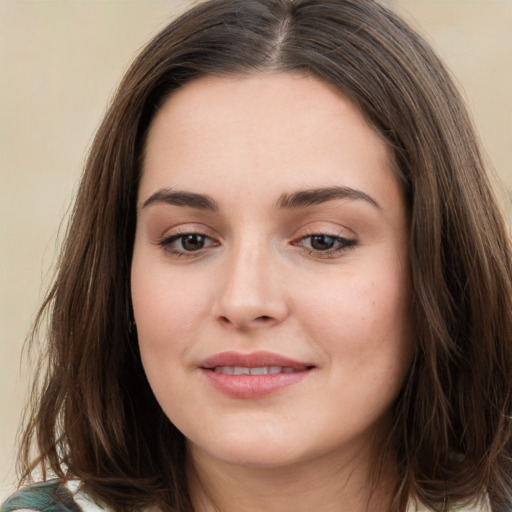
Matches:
[[214, 233, 287, 328]]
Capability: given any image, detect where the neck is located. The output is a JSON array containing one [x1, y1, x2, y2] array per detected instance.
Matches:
[[186, 441, 396, 512]]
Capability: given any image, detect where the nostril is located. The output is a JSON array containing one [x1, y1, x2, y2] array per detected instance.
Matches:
[[215, 312, 280, 329]]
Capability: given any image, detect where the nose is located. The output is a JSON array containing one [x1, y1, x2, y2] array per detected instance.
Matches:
[[212, 240, 289, 330]]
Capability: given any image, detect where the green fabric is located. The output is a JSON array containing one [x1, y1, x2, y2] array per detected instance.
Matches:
[[1, 480, 82, 512]]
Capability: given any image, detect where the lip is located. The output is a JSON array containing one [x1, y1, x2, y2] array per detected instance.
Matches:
[[200, 350, 312, 370], [199, 351, 315, 399]]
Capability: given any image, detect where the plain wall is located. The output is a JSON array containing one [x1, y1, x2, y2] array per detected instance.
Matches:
[[1, 0, 511, 498]]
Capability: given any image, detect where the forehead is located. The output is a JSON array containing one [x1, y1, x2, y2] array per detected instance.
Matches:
[[139, 73, 401, 214]]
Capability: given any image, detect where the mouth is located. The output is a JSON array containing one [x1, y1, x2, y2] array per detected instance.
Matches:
[[200, 350, 313, 370], [199, 351, 315, 398], [211, 366, 307, 375]]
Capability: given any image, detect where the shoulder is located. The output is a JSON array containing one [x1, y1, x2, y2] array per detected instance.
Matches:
[[0, 480, 108, 512]]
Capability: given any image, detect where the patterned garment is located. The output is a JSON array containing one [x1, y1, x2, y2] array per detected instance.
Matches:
[[0, 479, 493, 512], [0, 480, 106, 512]]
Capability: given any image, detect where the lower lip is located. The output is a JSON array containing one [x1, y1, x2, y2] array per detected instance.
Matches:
[[201, 369, 311, 398]]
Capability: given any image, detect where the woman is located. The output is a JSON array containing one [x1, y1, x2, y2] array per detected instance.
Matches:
[[2, 0, 511, 511]]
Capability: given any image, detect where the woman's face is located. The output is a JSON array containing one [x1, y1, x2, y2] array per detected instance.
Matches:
[[131, 73, 413, 470]]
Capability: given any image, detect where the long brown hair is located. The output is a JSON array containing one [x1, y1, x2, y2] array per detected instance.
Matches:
[[19, 0, 512, 510]]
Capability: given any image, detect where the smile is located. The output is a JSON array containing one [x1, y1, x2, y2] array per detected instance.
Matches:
[[199, 351, 314, 398], [213, 366, 302, 375]]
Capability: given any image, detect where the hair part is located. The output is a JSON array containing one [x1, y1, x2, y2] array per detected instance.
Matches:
[[19, 1, 512, 511]]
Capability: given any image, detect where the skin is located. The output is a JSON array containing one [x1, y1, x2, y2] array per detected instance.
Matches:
[[131, 73, 413, 512]]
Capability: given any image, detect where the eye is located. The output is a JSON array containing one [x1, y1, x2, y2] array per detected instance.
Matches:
[[294, 233, 357, 256], [179, 233, 208, 251], [308, 234, 338, 251], [158, 232, 217, 256]]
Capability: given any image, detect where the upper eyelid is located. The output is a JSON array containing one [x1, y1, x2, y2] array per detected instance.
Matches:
[[154, 219, 357, 241], [290, 218, 356, 236], [158, 223, 218, 239], [292, 226, 353, 240]]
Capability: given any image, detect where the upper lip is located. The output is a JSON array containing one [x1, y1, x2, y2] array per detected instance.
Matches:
[[199, 351, 313, 370]]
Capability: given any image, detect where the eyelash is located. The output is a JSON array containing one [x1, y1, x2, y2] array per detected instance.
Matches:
[[157, 232, 217, 257], [293, 233, 358, 257], [157, 232, 358, 259]]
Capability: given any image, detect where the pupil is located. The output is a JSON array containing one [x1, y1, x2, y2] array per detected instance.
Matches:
[[311, 235, 335, 251], [182, 234, 205, 251]]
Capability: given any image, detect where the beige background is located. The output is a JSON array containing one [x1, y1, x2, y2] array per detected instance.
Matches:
[[1, 0, 511, 498]]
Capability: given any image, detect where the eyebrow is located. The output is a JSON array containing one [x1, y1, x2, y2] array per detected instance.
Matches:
[[142, 188, 219, 211], [276, 186, 381, 210], [141, 185, 380, 212]]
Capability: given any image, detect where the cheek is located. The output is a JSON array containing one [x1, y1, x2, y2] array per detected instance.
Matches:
[[131, 263, 198, 413], [131, 253, 198, 385], [305, 273, 409, 337], [131, 252, 208, 339], [298, 260, 413, 379]]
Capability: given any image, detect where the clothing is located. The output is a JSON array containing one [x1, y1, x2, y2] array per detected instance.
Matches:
[[0, 481, 106, 512], [0, 479, 492, 512]]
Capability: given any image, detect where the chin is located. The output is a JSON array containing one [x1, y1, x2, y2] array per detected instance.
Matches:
[[188, 430, 313, 470]]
